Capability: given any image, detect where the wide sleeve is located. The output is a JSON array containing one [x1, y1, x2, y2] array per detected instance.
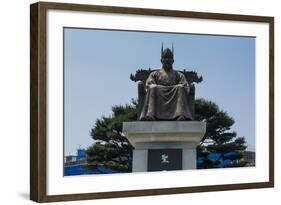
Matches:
[[178, 72, 188, 86], [145, 71, 157, 87]]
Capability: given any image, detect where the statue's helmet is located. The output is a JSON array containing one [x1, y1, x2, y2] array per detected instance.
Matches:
[[161, 44, 174, 64], [162, 48, 174, 59]]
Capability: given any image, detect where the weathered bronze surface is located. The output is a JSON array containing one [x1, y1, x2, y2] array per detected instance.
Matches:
[[131, 45, 203, 121]]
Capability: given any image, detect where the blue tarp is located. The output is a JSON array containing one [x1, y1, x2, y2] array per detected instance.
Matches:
[[64, 164, 119, 176], [197, 151, 236, 168]]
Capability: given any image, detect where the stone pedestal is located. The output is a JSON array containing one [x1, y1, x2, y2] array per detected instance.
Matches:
[[123, 121, 206, 172]]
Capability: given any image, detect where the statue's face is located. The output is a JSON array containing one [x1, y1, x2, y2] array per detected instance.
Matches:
[[161, 55, 174, 70], [161, 48, 174, 70]]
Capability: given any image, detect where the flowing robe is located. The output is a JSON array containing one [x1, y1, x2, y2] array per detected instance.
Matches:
[[139, 69, 193, 120]]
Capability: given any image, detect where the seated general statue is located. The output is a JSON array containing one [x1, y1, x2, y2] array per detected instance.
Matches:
[[138, 46, 194, 121]]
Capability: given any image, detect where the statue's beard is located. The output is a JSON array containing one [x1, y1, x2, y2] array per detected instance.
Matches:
[[163, 63, 173, 71]]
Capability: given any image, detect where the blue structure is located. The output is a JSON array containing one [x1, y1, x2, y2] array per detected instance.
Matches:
[[197, 152, 235, 168], [64, 148, 120, 176], [76, 148, 86, 161], [197, 150, 255, 168], [64, 164, 119, 176]]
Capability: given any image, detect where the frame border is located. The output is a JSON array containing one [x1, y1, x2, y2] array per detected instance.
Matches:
[[30, 1, 274, 202]]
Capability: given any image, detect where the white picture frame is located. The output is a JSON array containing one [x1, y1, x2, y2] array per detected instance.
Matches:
[[30, 2, 274, 202]]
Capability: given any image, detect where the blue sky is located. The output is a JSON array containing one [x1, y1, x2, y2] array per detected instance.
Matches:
[[64, 28, 255, 156]]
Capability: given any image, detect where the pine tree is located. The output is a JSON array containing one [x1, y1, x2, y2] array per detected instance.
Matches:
[[195, 99, 248, 168], [86, 101, 137, 173]]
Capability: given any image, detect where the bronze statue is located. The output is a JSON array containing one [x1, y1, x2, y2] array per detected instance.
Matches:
[[130, 44, 202, 121]]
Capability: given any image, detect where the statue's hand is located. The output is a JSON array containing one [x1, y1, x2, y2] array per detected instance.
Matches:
[[149, 84, 157, 88], [177, 84, 190, 93]]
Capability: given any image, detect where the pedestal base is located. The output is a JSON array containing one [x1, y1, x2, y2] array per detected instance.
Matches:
[[123, 121, 206, 172]]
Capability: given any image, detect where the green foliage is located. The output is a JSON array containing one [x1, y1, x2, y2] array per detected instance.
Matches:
[[86, 101, 137, 173], [195, 99, 249, 168]]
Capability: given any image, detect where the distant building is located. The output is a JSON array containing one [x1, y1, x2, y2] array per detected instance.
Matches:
[[76, 149, 86, 161], [244, 150, 255, 166], [64, 148, 86, 166], [64, 147, 118, 176], [64, 155, 76, 163]]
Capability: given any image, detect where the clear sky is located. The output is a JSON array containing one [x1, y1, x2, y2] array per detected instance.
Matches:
[[64, 28, 255, 156]]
